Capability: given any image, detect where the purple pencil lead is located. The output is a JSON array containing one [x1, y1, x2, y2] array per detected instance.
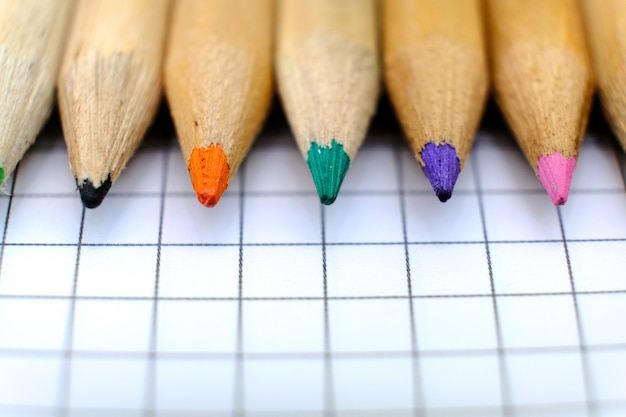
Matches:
[[420, 142, 461, 202]]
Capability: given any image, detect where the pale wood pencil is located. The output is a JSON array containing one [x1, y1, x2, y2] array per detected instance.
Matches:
[[58, 0, 169, 208], [486, 0, 594, 205], [165, 0, 273, 208], [275, 0, 380, 205], [383, 0, 488, 202], [0, 0, 73, 187], [580, 0, 626, 152]]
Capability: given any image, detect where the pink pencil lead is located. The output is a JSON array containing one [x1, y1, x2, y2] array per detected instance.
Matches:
[[537, 152, 576, 206]]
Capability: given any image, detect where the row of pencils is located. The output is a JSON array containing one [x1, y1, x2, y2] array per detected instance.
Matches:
[[0, 0, 622, 209]]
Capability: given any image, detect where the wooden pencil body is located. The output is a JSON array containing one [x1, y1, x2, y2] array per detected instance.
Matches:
[[58, 0, 168, 187], [580, 0, 626, 151], [0, 0, 73, 183], [165, 0, 273, 177], [383, 0, 488, 168], [275, 0, 379, 159], [486, 0, 594, 171]]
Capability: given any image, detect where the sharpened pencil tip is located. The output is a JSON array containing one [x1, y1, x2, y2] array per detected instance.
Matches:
[[189, 144, 230, 208], [537, 152, 576, 206], [307, 139, 350, 205], [78, 175, 112, 209], [435, 189, 453, 203], [420, 143, 460, 203]]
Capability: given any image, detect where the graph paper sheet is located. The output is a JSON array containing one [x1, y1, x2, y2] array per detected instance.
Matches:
[[0, 103, 625, 417]]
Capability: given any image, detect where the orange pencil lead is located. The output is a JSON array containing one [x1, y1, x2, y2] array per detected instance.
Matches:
[[188, 144, 230, 208]]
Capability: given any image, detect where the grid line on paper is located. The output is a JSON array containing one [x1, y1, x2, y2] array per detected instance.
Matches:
[[320, 205, 337, 417], [6, 236, 626, 247], [394, 139, 425, 416], [233, 162, 247, 417], [471, 149, 512, 416], [142, 138, 170, 416], [557, 206, 596, 416], [0, 171, 18, 279], [56, 206, 86, 417], [1, 343, 626, 359], [5, 187, 626, 200], [2, 289, 626, 301], [2, 399, 626, 417]]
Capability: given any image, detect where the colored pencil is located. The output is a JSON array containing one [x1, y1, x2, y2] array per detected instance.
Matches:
[[486, 0, 594, 205], [165, 0, 273, 208], [275, 0, 380, 205], [58, 0, 169, 208], [383, 0, 488, 202], [580, 0, 626, 153], [0, 0, 73, 187]]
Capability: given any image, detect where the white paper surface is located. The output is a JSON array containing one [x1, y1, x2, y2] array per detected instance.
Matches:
[[0, 108, 624, 417]]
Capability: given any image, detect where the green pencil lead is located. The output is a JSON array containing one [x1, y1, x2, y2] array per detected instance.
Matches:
[[307, 139, 350, 205]]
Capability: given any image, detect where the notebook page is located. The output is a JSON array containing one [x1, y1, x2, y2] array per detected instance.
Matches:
[[0, 106, 624, 417]]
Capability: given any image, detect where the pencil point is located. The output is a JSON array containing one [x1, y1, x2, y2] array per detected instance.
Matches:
[[78, 175, 112, 209], [420, 143, 460, 202], [537, 152, 576, 206], [189, 144, 230, 208], [307, 139, 350, 205]]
